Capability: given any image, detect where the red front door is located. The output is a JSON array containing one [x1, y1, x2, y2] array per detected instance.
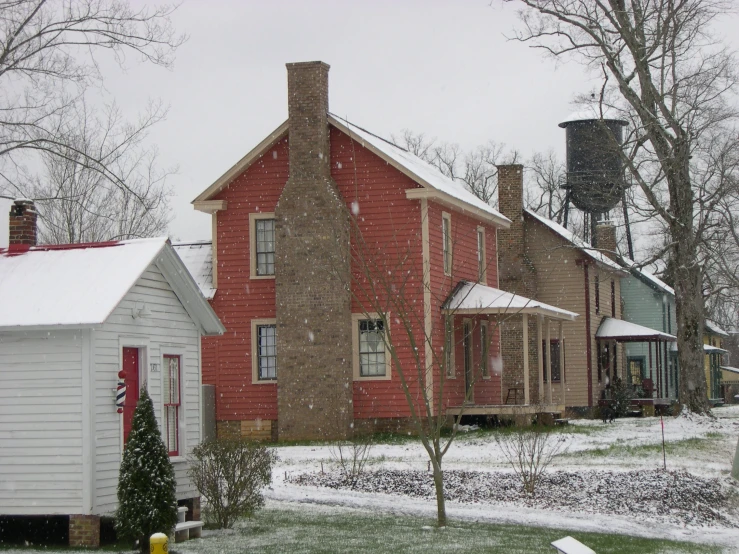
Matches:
[[122, 347, 140, 443]]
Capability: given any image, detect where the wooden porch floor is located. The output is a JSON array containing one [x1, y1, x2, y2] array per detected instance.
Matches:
[[447, 404, 566, 416]]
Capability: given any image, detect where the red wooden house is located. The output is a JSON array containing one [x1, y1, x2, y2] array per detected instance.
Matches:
[[184, 62, 577, 441]]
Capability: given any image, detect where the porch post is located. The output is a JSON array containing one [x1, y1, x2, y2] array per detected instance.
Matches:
[[559, 320, 565, 407], [523, 313, 530, 405], [546, 318, 553, 405], [537, 315, 544, 403]]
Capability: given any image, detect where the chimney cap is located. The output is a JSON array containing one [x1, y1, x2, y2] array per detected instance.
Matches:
[[286, 60, 330, 71]]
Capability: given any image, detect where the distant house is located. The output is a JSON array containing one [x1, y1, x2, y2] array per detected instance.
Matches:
[[620, 265, 678, 399], [0, 200, 224, 547], [704, 320, 728, 403], [181, 61, 577, 442], [496, 170, 676, 412]]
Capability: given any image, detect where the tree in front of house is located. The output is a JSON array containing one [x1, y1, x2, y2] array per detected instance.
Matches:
[[116, 388, 178, 553]]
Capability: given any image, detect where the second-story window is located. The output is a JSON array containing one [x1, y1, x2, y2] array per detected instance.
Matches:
[[477, 227, 486, 283], [442, 213, 452, 276], [595, 275, 600, 314], [256, 218, 275, 276]]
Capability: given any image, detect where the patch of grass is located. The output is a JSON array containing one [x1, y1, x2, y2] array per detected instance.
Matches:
[[169, 506, 721, 554], [570, 436, 718, 458]]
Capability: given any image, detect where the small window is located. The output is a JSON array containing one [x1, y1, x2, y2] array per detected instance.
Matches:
[[477, 227, 486, 283], [628, 357, 644, 386], [542, 340, 562, 383], [445, 316, 455, 377], [480, 320, 489, 378], [359, 319, 386, 377], [611, 280, 616, 317], [257, 324, 277, 380], [163, 355, 181, 456], [256, 219, 275, 276], [595, 275, 600, 314], [442, 213, 452, 276], [249, 213, 276, 279]]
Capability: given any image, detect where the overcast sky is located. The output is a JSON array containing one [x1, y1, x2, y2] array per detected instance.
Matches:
[[0, 1, 734, 246]]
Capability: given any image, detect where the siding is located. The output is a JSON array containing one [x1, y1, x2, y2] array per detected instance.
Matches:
[[0, 331, 85, 514], [93, 263, 201, 515], [525, 216, 625, 408]]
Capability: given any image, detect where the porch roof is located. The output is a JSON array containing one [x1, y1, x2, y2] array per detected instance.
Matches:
[[596, 317, 676, 342], [442, 281, 578, 321]]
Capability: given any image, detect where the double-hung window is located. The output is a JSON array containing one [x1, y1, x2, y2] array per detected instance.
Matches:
[[442, 213, 452, 276], [445, 315, 455, 378], [359, 319, 386, 377], [480, 320, 489, 378], [250, 213, 276, 278], [163, 354, 181, 456], [477, 227, 486, 283], [257, 324, 277, 380]]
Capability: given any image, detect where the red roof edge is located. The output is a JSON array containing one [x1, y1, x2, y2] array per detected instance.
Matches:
[[1, 240, 122, 255]]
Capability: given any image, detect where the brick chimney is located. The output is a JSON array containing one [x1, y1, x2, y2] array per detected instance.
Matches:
[[596, 221, 618, 260], [497, 165, 536, 297], [274, 62, 353, 441], [9, 199, 37, 247]]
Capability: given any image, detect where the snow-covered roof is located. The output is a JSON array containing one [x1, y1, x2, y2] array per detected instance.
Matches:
[[442, 280, 578, 321], [721, 366, 739, 375], [596, 317, 676, 341], [524, 209, 626, 273], [704, 344, 728, 353], [559, 106, 628, 127], [173, 241, 215, 299], [0, 238, 224, 334], [329, 115, 510, 228], [705, 320, 729, 337]]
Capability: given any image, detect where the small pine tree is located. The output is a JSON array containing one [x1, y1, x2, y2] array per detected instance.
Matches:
[[116, 388, 178, 552]]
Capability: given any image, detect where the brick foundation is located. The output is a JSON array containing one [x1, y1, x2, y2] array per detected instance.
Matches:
[[69, 514, 100, 548]]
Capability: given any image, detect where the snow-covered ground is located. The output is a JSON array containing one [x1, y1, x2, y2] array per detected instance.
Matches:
[[269, 406, 739, 551]]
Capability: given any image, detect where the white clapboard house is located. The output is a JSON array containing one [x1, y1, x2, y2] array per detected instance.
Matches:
[[0, 200, 224, 547]]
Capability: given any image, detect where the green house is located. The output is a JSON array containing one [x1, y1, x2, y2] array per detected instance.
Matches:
[[620, 267, 679, 399]]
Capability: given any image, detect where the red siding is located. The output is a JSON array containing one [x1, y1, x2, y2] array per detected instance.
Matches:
[[203, 126, 505, 423]]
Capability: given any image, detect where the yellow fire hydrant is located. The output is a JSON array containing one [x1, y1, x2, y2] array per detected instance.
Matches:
[[150, 532, 168, 554]]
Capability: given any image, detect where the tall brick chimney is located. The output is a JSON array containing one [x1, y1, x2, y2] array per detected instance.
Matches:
[[497, 165, 536, 297], [274, 62, 353, 441], [596, 222, 618, 260], [9, 199, 37, 247]]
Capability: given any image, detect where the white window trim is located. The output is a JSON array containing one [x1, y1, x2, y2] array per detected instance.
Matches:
[[445, 315, 456, 379], [480, 319, 491, 380], [161, 346, 186, 461], [251, 318, 277, 384], [477, 226, 487, 285], [442, 211, 452, 277], [352, 313, 392, 381], [249, 212, 276, 280]]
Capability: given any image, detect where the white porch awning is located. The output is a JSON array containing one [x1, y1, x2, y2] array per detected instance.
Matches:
[[442, 281, 578, 321], [596, 317, 676, 342]]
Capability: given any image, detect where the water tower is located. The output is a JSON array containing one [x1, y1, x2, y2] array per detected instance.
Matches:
[[558, 110, 633, 257]]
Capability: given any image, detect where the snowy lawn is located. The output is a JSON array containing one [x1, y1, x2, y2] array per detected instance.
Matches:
[[271, 406, 739, 552]]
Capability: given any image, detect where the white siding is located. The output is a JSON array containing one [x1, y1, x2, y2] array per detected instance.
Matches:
[[0, 330, 85, 515], [92, 262, 202, 515]]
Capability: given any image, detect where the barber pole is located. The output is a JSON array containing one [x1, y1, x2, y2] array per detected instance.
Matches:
[[116, 370, 126, 413]]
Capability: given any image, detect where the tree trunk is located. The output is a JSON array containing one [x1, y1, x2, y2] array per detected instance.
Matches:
[[431, 459, 447, 527], [670, 160, 712, 414]]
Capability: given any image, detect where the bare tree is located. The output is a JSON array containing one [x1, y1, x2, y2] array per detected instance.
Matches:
[[507, 0, 739, 413], [18, 102, 172, 243], [0, 0, 184, 203]]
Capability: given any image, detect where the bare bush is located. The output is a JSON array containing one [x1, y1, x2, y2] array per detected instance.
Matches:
[[494, 423, 568, 496], [188, 439, 277, 529], [329, 435, 374, 489]]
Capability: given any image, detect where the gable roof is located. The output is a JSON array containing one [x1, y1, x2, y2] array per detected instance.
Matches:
[[0, 238, 224, 334], [706, 319, 729, 337], [524, 209, 626, 273], [191, 116, 510, 228], [619, 255, 675, 296], [173, 241, 215, 299], [328, 116, 510, 228]]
